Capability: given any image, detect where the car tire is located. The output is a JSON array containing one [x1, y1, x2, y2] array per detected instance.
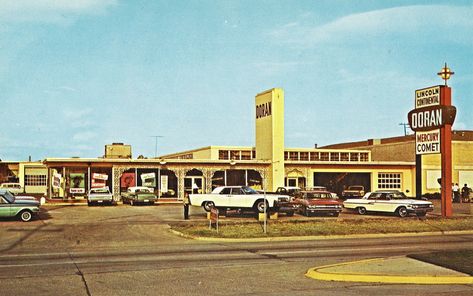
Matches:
[[203, 201, 215, 212], [332, 212, 340, 217], [286, 211, 294, 217], [19, 210, 33, 222], [255, 200, 269, 213], [357, 207, 367, 215], [396, 206, 408, 218], [416, 212, 427, 217], [150, 201, 155, 206]]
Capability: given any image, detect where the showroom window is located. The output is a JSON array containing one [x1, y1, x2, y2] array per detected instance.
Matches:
[[240, 150, 252, 160], [300, 152, 309, 161], [330, 152, 340, 161], [289, 152, 298, 160], [25, 175, 47, 186], [320, 152, 329, 161], [310, 152, 320, 161], [218, 150, 229, 160], [350, 153, 359, 161], [377, 173, 401, 189]]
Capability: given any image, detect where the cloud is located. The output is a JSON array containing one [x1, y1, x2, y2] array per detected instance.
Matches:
[[43, 86, 78, 95], [0, 0, 117, 23], [270, 5, 473, 47]]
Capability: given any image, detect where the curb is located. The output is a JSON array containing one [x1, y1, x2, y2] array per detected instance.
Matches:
[[305, 257, 473, 285], [169, 229, 473, 243]]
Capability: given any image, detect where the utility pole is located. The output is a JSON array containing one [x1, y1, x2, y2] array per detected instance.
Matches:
[[399, 123, 409, 136], [150, 136, 164, 158]]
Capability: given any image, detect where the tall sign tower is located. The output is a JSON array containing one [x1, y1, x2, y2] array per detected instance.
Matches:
[[255, 88, 285, 191], [408, 64, 456, 217]]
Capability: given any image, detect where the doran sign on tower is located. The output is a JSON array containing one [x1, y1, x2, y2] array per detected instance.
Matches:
[[408, 86, 456, 155]]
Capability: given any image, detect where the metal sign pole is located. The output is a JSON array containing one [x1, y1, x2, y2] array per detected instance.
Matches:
[[264, 190, 267, 234]]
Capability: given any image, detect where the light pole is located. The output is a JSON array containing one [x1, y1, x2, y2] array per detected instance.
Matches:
[[263, 180, 267, 234], [150, 136, 163, 158], [399, 123, 409, 136]]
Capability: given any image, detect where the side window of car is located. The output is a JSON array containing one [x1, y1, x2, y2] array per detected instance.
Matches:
[[220, 188, 231, 195], [0, 197, 7, 204], [231, 188, 243, 195], [369, 193, 380, 200]]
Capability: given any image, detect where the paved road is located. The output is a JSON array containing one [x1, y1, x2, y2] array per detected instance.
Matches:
[[1, 205, 472, 295]]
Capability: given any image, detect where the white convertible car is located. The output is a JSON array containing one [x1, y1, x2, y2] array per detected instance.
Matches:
[[343, 190, 434, 217]]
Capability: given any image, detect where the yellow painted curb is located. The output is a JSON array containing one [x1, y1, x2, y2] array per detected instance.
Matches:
[[306, 258, 473, 285]]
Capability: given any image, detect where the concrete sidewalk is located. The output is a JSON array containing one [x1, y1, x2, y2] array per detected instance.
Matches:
[[306, 256, 473, 285]]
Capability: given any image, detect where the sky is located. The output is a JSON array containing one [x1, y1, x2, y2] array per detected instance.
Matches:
[[1, 0, 472, 161]]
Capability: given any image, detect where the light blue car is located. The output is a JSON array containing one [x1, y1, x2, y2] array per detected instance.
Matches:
[[0, 189, 40, 222]]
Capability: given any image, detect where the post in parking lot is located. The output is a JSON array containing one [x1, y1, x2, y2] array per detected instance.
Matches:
[[209, 206, 219, 233]]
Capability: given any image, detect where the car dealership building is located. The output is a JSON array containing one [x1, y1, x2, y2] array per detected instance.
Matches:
[[1, 88, 473, 201]]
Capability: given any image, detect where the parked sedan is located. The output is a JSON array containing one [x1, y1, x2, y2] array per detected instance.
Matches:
[[121, 186, 157, 205], [0, 189, 40, 222], [294, 190, 343, 217], [343, 190, 434, 217], [0, 183, 23, 195], [87, 187, 114, 206]]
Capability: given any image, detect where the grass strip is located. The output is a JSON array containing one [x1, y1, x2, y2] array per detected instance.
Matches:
[[171, 216, 473, 239], [408, 250, 473, 275]]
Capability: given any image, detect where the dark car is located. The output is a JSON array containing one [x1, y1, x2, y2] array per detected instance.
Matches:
[[121, 186, 157, 205], [295, 190, 343, 217], [0, 189, 40, 222]]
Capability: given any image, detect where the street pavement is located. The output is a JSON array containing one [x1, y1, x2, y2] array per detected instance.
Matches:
[[0, 202, 472, 295]]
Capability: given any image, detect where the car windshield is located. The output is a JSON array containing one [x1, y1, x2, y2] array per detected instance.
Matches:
[[2, 191, 15, 203], [388, 192, 408, 199], [136, 188, 151, 193], [349, 186, 363, 190], [306, 192, 332, 199], [241, 187, 258, 195], [369, 191, 408, 199]]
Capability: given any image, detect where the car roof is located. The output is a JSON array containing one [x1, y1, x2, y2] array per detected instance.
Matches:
[[301, 190, 331, 193]]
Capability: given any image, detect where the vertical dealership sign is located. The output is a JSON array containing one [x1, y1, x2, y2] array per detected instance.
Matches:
[[255, 88, 285, 191], [411, 86, 441, 154], [408, 83, 456, 217]]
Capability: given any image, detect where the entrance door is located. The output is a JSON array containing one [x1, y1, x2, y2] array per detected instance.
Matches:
[[184, 177, 203, 194]]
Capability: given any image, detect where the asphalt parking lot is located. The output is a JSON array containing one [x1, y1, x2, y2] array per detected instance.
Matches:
[[0, 199, 470, 228]]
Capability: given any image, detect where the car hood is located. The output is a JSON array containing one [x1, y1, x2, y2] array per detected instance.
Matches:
[[13, 199, 40, 206], [306, 199, 341, 205], [15, 195, 37, 201]]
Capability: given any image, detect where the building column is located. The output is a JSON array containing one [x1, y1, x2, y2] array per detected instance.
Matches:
[[112, 167, 128, 201], [202, 168, 217, 193], [175, 168, 186, 201]]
